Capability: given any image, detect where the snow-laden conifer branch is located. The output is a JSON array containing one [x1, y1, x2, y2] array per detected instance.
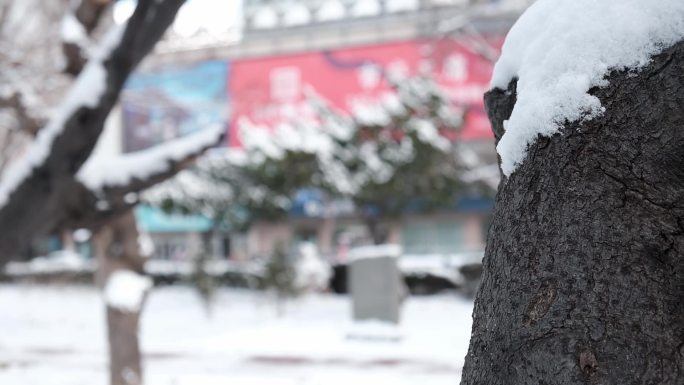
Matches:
[[147, 76, 498, 228]]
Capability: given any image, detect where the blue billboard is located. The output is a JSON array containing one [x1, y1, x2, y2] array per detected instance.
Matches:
[[121, 60, 229, 152]]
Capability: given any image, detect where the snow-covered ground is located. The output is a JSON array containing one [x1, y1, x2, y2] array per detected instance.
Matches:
[[0, 284, 474, 385]]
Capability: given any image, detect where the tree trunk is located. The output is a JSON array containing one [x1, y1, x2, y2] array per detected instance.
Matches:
[[365, 216, 389, 245], [461, 40, 684, 385], [94, 210, 149, 385], [106, 308, 143, 385], [61, 229, 76, 252]]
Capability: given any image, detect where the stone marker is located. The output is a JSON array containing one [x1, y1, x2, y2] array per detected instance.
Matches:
[[348, 244, 403, 324]]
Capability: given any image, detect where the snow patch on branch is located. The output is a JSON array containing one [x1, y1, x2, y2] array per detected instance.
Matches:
[[410, 119, 450, 152], [104, 270, 152, 312], [0, 23, 127, 208], [61, 13, 88, 45], [78, 125, 223, 191], [492, 0, 684, 176], [240, 118, 336, 161]]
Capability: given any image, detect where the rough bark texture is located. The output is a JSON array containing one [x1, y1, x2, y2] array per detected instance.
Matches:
[[0, 0, 185, 261], [461, 40, 684, 385], [94, 210, 148, 385]]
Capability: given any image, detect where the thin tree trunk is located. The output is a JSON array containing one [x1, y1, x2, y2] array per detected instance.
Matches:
[[106, 309, 143, 385], [61, 229, 76, 252], [461, 41, 684, 384], [94, 210, 148, 385], [365, 216, 388, 245]]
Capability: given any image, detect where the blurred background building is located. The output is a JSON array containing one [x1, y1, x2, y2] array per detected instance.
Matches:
[[32, 0, 535, 267]]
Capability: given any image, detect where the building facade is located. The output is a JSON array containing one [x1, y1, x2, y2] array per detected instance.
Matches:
[[117, 0, 534, 261]]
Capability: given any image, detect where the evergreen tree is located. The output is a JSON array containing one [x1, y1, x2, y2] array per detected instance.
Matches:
[[147, 76, 497, 244], [258, 243, 300, 315]]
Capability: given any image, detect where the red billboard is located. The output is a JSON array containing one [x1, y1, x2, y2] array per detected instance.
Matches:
[[228, 37, 502, 147]]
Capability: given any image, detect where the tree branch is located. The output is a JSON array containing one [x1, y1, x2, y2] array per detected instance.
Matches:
[[59, 127, 223, 231], [0, 0, 185, 261], [0, 91, 44, 135], [62, 0, 115, 76]]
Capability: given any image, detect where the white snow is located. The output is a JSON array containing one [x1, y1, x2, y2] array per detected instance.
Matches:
[[113, 0, 136, 25], [351, 0, 381, 18], [60, 13, 87, 45], [294, 242, 331, 292], [386, 0, 419, 13], [0, 285, 474, 384], [142, 163, 236, 219], [236, 76, 457, 197], [4, 250, 92, 276], [410, 119, 450, 152], [317, 0, 346, 22], [0, 23, 126, 208], [282, 4, 311, 26], [72, 228, 92, 243], [251, 6, 278, 29], [491, 0, 684, 176], [78, 125, 222, 191], [138, 232, 155, 258], [346, 320, 403, 342], [239, 118, 336, 162], [399, 252, 483, 286], [348, 244, 402, 261], [103, 270, 153, 312]]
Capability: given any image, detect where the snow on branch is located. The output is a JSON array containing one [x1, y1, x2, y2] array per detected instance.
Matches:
[[61, 12, 89, 45], [492, 0, 684, 176], [57, 127, 224, 231], [0, 24, 125, 208], [78, 125, 224, 192]]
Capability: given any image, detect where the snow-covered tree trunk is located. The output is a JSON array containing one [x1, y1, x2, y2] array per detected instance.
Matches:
[[460, 37, 684, 385], [94, 210, 150, 385]]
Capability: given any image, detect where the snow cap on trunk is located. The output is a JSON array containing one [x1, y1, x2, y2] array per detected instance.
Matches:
[[491, 0, 684, 176], [104, 270, 153, 312], [61, 13, 87, 45]]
